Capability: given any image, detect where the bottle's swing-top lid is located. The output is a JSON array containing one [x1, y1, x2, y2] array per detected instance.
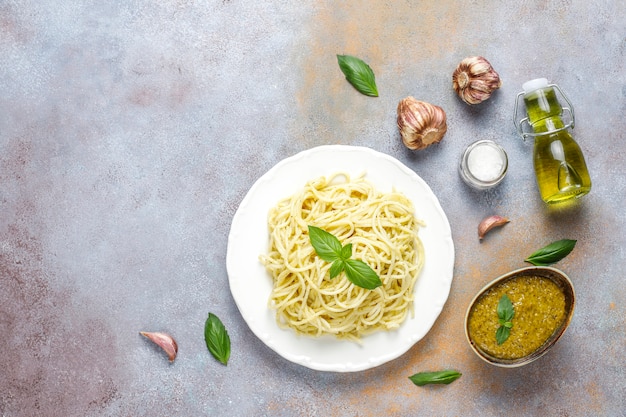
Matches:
[[522, 78, 549, 95]]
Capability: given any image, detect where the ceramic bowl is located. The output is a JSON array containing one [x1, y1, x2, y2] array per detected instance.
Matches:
[[464, 266, 575, 367]]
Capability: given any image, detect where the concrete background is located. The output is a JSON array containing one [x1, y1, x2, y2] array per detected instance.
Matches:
[[1, 1, 624, 416]]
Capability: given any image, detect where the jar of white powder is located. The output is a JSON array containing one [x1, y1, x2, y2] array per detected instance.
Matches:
[[460, 140, 508, 189]]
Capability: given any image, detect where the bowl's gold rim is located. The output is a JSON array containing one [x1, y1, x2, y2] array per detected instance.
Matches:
[[464, 266, 576, 368]]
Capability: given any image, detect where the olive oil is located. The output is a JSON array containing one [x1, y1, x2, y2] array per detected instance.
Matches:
[[519, 79, 591, 204]]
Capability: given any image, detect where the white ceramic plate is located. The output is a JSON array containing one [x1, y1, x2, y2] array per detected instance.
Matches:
[[227, 145, 455, 372]]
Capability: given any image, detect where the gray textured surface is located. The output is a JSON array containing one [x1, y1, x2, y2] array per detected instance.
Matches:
[[1, 1, 625, 416]]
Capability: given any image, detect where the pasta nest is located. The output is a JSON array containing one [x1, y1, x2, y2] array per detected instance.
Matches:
[[260, 173, 424, 342]]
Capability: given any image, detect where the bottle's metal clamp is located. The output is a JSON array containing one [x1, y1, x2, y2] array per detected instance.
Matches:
[[513, 83, 576, 141]]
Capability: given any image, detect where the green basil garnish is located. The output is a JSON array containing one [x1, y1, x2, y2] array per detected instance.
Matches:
[[204, 313, 231, 365], [496, 294, 514, 345], [308, 225, 382, 290], [343, 258, 382, 291], [525, 239, 577, 266], [409, 370, 462, 386], [336, 54, 379, 97]]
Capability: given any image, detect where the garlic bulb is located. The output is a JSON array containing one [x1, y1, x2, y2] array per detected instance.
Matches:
[[397, 97, 447, 150], [452, 56, 502, 105]]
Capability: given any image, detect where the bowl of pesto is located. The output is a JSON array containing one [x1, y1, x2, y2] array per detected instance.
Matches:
[[465, 266, 575, 367]]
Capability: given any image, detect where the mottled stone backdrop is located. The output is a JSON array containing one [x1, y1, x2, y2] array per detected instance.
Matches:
[[1, 1, 624, 416]]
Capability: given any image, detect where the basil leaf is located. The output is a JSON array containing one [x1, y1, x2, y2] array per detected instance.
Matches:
[[204, 313, 231, 365], [497, 294, 514, 322], [329, 259, 345, 279], [340, 243, 353, 261], [495, 294, 514, 344], [343, 259, 382, 290], [308, 225, 342, 262], [499, 318, 513, 328], [408, 370, 462, 386], [308, 225, 381, 290], [337, 54, 379, 97], [525, 239, 577, 266], [496, 325, 510, 345]]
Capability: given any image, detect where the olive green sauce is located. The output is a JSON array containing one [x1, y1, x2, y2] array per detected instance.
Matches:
[[468, 275, 567, 360]]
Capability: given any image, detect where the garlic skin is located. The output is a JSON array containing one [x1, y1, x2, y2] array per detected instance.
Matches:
[[140, 331, 178, 362], [452, 56, 502, 105], [478, 215, 510, 240], [397, 97, 448, 150]]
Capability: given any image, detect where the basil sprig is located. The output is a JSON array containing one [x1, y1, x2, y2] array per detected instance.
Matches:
[[525, 239, 577, 266], [409, 370, 462, 386], [336, 54, 379, 97], [308, 225, 382, 290], [496, 294, 514, 345], [204, 313, 231, 365]]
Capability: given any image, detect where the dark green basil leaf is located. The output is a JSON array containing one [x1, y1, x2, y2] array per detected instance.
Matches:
[[308, 225, 342, 262], [343, 259, 382, 290], [337, 54, 379, 97], [497, 294, 514, 322], [409, 370, 462, 386], [525, 239, 577, 266], [496, 325, 511, 345], [496, 294, 514, 344], [204, 313, 231, 365]]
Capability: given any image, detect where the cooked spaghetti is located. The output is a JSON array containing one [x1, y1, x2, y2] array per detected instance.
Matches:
[[259, 173, 425, 342]]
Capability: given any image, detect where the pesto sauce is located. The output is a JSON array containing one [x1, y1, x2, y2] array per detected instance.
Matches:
[[468, 275, 567, 360]]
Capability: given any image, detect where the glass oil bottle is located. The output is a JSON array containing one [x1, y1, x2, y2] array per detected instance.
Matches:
[[514, 78, 591, 204]]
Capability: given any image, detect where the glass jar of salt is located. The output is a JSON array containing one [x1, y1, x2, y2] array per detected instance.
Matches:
[[460, 140, 508, 189]]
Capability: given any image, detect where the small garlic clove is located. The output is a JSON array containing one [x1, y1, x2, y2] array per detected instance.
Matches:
[[140, 331, 178, 362], [397, 97, 448, 150], [478, 215, 510, 240], [452, 56, 502, 105]]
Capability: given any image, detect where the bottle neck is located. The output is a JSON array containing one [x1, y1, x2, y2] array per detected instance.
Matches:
[[523, 87, 564, 133]]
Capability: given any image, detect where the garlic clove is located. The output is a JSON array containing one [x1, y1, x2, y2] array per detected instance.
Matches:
[[478, 215, 510, 240], [397, 97, 447, 150], [140, 331, 178, 362], [452, 56, 502, 105]]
